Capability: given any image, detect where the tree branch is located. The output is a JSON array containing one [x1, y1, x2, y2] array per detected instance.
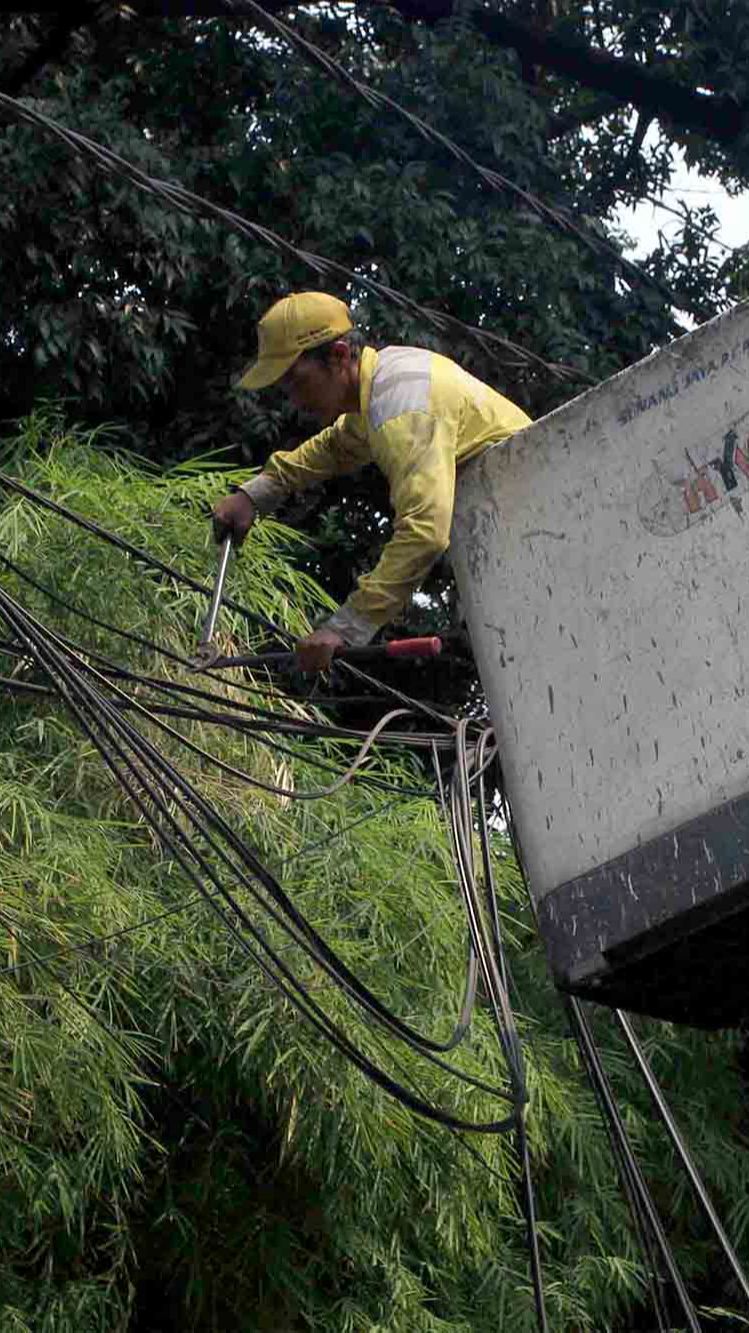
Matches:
[[547, 94, 622, 139], [383, 1, 748, 146], [12, 1, 749, 148]]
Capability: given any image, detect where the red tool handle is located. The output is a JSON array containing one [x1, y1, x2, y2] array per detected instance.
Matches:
[[336, 636, 443, 663], [382, 636, 442, 660], [208, 636, 443, 672]]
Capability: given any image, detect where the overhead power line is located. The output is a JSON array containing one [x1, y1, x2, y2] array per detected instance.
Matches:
[[230, 0, 680, 313], [0, 581, 522, 1127], [0, 91, 587, 385]]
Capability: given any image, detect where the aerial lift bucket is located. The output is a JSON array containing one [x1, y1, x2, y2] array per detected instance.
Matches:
[[451, 300, 749, 1027]]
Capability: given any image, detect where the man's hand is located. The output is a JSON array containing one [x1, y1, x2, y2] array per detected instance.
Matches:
[[212, 491, 256, 546], [295, 627, 345, 674]]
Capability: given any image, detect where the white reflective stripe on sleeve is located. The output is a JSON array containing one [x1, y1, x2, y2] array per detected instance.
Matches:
[[368, 347, 432, 430], [239, 474, 288, 514], [324, 603, 379, 646]]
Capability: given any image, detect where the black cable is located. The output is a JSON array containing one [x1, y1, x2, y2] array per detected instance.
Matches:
[[0, 511, 548, 1316], [614, 1009, 749, 1308], [0, 642, 452, 751], [477, 736, 510, 994], [0, 798, 402, 983], [449, 720, 525, 1093], [0, 586, 519, 1122], [83, 662, 454, 750], [0, 462, 476, 747], [0, 92, 581, 383], [0, 549, 206, 672], [0, 550, 397, 710], [0, 470, 294, 643], [0, 489, 461, 752], [336, 658, 456, 728], [471, 729, 547, 1329], [443, 718, 550, 1330], [0, 612, 445, 797], [0, 667, 439, 798], [566, 997, 699, 1330], [0, 554, 403, 711], [514, 1113, 548, 1333], [1, 599, 541, 1317], [492, 753, 702, 1325], [240, 0, 678, 314], [22, 640, 511, 1127], [0, 547, 549, 1322], [0, 481, 545, 1326]]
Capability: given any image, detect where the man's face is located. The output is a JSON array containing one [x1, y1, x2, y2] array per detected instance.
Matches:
[[279, 347, 352, 426]]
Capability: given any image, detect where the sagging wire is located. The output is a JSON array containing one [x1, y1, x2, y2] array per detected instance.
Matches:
[[0, 14, 693, 1319], [0, 636, 445, 797], [0, 669, 439, 799], [239, 0, 679, 315], [0, 549, 404, 711], [0, 477, 460, 730], [0, 545, 416, 712], [0, 646, 440, 799], [0, 91, 585, 384], [0, 489, 543, 1314], [0, 693, 533, 1300], [488, 746, 716, 1327], [0, 624, 452, 755], [10, 635, 506, 1112], [471, 726, 547, 1326], [0, 491, 498, 763], [70, 684, 421, 802], [0, 645, 451, 755], [449, 721, 524, 1092], [444, 718, 547, 1330], [0, 470, 293, 644], [0, 798, 405, 984], [0, 582, 521, 1123]]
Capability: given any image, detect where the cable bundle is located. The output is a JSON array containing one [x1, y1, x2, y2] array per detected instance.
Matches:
[[0, 581, 527, 1139]]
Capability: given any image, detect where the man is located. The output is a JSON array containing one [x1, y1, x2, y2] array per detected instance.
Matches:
[[214, 291, 531, 672]]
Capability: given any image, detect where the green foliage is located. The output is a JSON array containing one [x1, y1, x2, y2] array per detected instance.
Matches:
[[3, 2, 749, 1317], [0, 415, 748, 1329], [0, 29, 671, 441]]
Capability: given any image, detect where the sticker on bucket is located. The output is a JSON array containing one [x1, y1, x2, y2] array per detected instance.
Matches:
[[639, 416, 749, 537]]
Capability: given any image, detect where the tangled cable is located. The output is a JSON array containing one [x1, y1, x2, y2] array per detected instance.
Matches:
[[0, 579, 524, 1130], [0, 470, 530, 1126], [0, 458, 551, 1320], [11, 474, 747, 1326]]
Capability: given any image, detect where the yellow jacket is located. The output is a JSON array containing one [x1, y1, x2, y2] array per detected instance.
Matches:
[[241, 344, 531, 643]]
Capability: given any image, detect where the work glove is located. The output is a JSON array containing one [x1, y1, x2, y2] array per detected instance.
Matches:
[[295, 626, 346, 674], [212, 489, 256, 546]]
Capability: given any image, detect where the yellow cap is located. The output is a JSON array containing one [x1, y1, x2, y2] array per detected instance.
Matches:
[[236, 292, 353, 390]]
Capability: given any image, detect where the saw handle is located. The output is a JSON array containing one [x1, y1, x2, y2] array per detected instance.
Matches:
[[378, 636, 441, 661], [207, 636, 443, 672]]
